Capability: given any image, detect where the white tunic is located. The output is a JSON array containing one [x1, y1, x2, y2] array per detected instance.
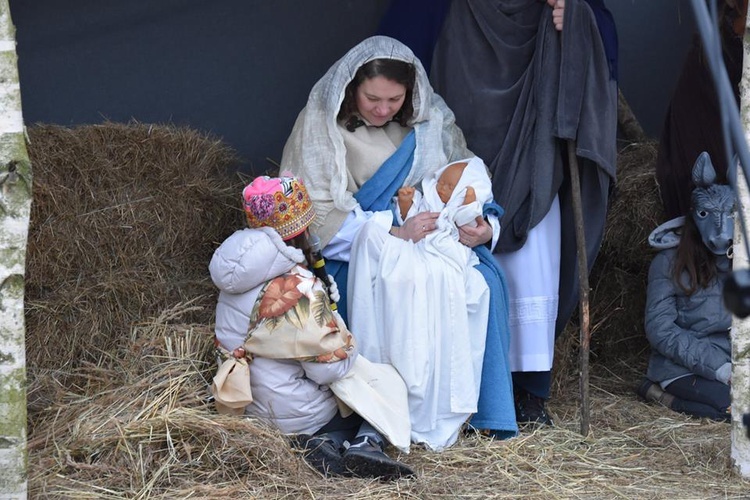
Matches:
[[495, 196, 561, 372]]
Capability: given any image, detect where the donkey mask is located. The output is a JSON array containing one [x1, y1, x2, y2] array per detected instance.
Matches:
[[691, 151, 735, 257]]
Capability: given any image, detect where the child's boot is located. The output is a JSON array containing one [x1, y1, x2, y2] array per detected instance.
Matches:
[[343, 436, 415, 480], [295, 434, 349, 477], [635, 377, 675, 407]]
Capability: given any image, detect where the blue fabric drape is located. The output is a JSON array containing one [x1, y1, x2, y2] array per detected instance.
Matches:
[[584, 0, 619, 81], [376, 0, 451, 75], [353, 131, 416, 211], [469, 203, 517, 436]]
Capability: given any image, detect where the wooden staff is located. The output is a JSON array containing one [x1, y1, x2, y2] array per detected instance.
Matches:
[[567, 139, 591, 436]]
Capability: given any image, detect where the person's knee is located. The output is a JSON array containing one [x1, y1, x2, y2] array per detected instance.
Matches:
[[354, 219, 389, 254], [360, 219, 389, 241]]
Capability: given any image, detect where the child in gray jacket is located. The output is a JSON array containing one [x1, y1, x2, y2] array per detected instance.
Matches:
[[638, 152, 733, 421]]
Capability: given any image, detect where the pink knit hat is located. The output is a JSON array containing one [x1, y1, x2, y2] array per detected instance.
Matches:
[[242, 175, 315, 240]]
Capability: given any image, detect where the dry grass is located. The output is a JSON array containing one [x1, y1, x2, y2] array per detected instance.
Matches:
[[28, 304, 750, 499], [24, 125, 750, 499]]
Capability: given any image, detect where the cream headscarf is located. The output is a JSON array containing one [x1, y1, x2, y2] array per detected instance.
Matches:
[[281, 35, 471, 245]]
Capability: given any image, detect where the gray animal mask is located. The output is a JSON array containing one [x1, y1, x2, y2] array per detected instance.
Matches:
[[691, 152, 735, 257]]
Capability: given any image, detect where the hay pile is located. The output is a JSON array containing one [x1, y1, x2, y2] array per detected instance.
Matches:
[[26, 124, 750, 498], [29, 306, 750, 498], [29, 304, 307, 498]]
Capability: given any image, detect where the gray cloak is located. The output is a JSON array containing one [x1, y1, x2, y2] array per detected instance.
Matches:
[[431, 0, 617, 333]]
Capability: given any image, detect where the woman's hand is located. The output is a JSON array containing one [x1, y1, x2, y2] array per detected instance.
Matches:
[[458, 216, 492, 248], [547, 0, 564, 31], [391, 211, 439, 242]]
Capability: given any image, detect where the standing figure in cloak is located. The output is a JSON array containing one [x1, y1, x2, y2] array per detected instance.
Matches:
[[655, 0, 747, 220], [430, 0, 619, 426], [281, 36, 518, 449], [637, 152, 733, 422]]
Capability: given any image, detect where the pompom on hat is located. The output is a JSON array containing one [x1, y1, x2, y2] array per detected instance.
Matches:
[[243, 174, 315, 240]]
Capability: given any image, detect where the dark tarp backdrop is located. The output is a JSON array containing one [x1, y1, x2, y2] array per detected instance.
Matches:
[[11, 0, 694, 175], [9, 0, 390, 174]]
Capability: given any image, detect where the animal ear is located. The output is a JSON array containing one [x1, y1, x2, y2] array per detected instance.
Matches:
[[692, 151, 717, 188]]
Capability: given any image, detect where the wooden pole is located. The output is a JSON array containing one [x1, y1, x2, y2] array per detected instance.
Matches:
[[567, 139, 591, 436]]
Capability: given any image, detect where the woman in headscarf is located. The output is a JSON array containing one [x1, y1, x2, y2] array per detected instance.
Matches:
[[281, 36, 517, 450]]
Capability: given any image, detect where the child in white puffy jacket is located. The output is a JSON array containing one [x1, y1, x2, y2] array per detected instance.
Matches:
[[209, 175, 413, 480]]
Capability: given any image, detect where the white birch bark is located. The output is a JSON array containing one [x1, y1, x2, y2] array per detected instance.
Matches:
[[0, 0, 29, 497], [732, 6, 750, 477]]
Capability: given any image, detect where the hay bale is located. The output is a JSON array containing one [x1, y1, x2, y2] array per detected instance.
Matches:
[[589, 141, 662, 364], [600, 141, 663, 271], [25, 122, 246, 372], [557, 141, 662, 377]]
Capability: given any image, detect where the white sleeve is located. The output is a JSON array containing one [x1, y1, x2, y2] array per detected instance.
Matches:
[[391, 196, 406, 226], [322, 206, 393, 262], [301, 345, 360, 386], [487, 212, 501, 252]]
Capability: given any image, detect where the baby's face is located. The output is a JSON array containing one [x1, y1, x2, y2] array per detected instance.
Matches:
[[436, 162, 467, 203]]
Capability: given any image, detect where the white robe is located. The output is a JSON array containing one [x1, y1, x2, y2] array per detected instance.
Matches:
[[348, 158, 493, 450]]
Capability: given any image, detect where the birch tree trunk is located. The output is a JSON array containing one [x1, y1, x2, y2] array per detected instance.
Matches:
[[733, 170, 750, 476], [732, 6, 750, 477], [0, 0, 30, 497]]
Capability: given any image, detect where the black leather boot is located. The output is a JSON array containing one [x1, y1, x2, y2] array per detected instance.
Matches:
[[343, 436, 415, 480]]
